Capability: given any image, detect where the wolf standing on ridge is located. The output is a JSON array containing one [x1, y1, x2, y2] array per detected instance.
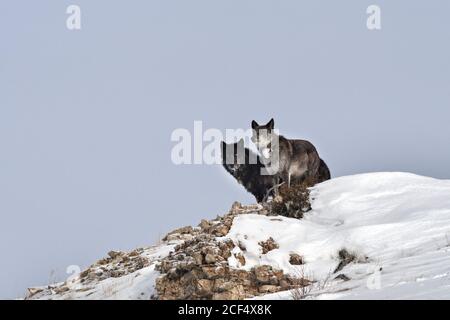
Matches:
[[251, 118, 330, 187], [221, 139, 276, 202]]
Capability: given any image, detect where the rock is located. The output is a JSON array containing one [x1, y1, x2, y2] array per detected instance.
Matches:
[[213, 291, 238, 300], [259, 237, 279, 254], [279, 279, 291, 290], [55, 286, 70, 294], [214, 280, 235, 292], [96, 258, 108, 265], [212, 225, 230, 237], [25, 203, 309, 301], [108, 251, 122, 259], [165, 234, 182, 241], [334, 249, 357, 273], [258, 285, 279, 293], [129, 250, 139, 257], [230, 201, 242, 213], [205, 253, 217, 264], [254, 265, 272, 284], [163, 226, 195, 241], [26, 288, 43, 298], [79, 269, 90, 278], [272, 269, 284, 281], [235, 253, 246, 266], [153, 204, 308, 300], [199, 219, 211, 231], [196, 279, 213, 295], [202, 265, 227, 279], [192, 252, 204, 265], [212, 284, 245, 300], [289, 253, 304, 265], [169, 226, 194, 235], [334, 274, 351, 281], [235, 269, 250, 281]]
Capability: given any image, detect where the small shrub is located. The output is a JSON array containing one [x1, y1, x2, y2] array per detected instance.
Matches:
[[270, 182, 312, 219], [258, 237, 279, 254], [334, 249, 357, 273], [290, 266, 333, 300], [334, 248, 369, 273], [289, 265, 331, 300]]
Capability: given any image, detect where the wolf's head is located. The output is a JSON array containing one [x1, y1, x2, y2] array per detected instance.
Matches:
[[221, 139, 247, 175], [251, 118, 275, 150]]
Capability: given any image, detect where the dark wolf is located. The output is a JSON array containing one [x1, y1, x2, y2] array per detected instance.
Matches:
[[251, 118, 331, 187], [221, 139, 276, 202]]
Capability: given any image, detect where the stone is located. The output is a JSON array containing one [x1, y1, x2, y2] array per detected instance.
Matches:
[[169, 226, 193, 235], [199, 219, 211, 231], [289, 253, 304, 265], [213, 291, 238, 300], [254, 266, 272, 284], [79, 269, 90, 278], [236, 253, 246, 266], [214, 280, 235, 292], [212, 225, 230, 237], [129, 250, 139, 257], [108, 251, 122, 259], [165, 234, 182, 242], [192, 252, 204, 265], [258, 285, 279, 293], [279, 279, 291, 290], [152, 204, 306, 300], [196, 279, 213, 295], [205, 253, 217, 264], [259, 237, 279, 254], [230, 201, 242, 212], [202, 266, 226, 279], [334, 274, 351, 281]]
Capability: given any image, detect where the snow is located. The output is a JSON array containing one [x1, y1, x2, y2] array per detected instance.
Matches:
[[224, 172, 450, 299], [29, 242, 178, 300], [29, 172, 450, 299]]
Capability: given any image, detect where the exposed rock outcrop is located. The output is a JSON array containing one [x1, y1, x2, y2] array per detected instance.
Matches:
[[153, 202, 309, 300], [25, 202, 309, 300]]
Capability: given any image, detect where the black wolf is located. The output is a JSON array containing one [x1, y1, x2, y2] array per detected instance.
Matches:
[[251, 118, 331, 187], [221, 139, 275, 202]]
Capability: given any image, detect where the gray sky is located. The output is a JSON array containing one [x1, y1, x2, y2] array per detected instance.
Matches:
[[1, 0, 449, 299]]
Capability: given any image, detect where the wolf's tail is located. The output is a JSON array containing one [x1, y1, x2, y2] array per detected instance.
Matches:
[[317, 158, 331, 183]]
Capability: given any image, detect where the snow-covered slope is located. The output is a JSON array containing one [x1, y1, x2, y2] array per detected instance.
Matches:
[[229, 172, 450, 299], [27, 172, 450, 300], [26, 243, 178, 300]]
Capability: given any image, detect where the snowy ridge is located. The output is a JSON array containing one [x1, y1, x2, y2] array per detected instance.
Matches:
[[240, 172, 450, 299], [26, 243, 179, 300], [27, 172, 450, 300]]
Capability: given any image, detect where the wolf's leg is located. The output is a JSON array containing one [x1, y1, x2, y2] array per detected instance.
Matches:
[[274, 176, 280, 195], [281, 172, 290, 189]]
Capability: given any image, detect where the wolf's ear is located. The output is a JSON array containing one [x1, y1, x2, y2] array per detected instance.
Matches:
[[267, 118, 274, 129], [251, 120, 259, 129], [237, 138, 245, 148]]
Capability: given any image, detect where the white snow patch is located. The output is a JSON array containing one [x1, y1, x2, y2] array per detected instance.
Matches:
[[31, 243, 177, 300], [29, 172, 450, 300], [224, 172, 450, 299]]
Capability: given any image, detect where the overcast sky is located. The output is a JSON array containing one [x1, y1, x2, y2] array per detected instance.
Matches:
[[1, 0, 449, 298]]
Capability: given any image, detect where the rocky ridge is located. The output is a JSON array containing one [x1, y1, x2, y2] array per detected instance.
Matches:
[[25, 202, 308, 300]]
